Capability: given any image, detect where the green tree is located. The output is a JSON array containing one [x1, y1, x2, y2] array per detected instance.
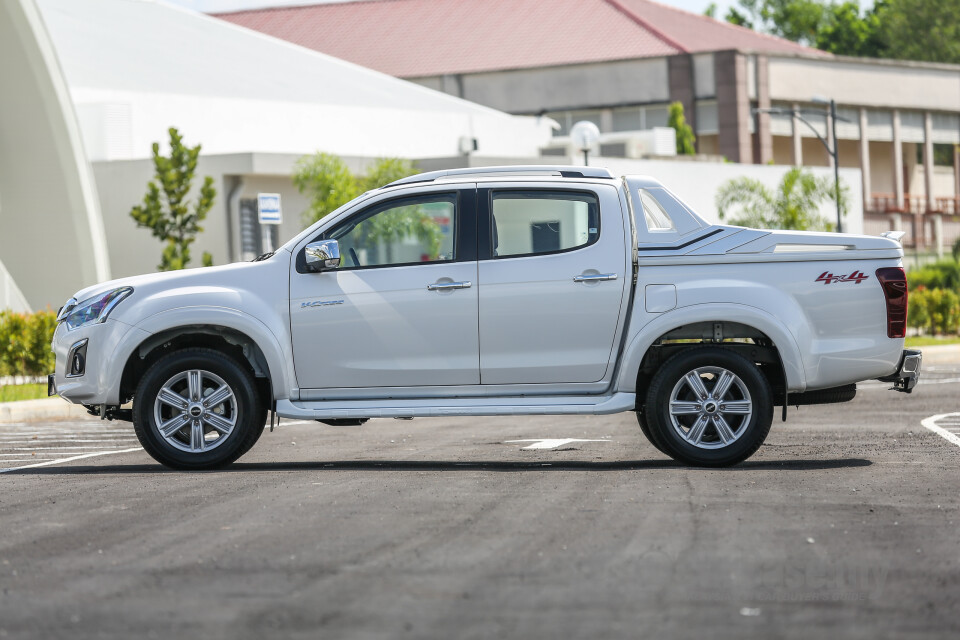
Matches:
[[352, 157, 441, 260], [715, 167, 844, 230], [877, 0, 960, 64], [129, 127, 215, 271], [704, 3, 718, 18], [725, 7, 754, 27], [293, 152, 359, 226], [359, 157, 417, 191], [293, 154, 445, 263], [294, 155, 419, 227], [731, 0, 827, 44], [667, 102, 696, 156], [814, 1, 886, 56], [728, 0, 959, 63]]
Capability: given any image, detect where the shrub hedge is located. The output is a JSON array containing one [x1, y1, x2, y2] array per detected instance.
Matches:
[[906, 260, 960, 336], [0, 310, 57, 379], [908, 287, 960, 336]]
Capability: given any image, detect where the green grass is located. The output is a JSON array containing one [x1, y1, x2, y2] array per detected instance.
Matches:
[[905, 336, 960, 347], [0, 383, 48, 403]]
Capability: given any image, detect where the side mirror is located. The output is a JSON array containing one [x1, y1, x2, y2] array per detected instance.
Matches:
[[305, 239, 340, 271]]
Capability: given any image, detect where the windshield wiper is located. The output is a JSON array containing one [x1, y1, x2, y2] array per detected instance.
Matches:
[[251, 251, 275, 262]]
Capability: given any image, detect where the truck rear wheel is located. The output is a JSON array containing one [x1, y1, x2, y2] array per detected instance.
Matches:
[[644, 347, 773, 467], [132, 348, 266, 470]]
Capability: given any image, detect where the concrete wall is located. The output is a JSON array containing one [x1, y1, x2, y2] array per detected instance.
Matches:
[[413, 58, 671, 114], [768, 56, 960, 112], [593, 156, 863, 233], [908, 166, 956, 198]]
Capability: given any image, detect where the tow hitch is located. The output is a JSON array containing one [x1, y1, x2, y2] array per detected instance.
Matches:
[[878, 349, 922, 393]]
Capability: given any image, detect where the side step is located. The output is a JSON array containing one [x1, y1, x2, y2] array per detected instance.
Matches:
[[276, 393, 636, 420]]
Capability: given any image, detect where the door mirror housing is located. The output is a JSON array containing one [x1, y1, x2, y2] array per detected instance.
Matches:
[[305, 239, 341, 272]]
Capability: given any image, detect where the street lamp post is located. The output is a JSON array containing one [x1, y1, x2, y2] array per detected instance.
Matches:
[[570, 120, 600, 168], [754, 99, 847, 233]]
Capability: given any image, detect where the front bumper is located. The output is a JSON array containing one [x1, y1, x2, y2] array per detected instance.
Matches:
[[877, 348, 922, 393], [50, 318, 149, 405]]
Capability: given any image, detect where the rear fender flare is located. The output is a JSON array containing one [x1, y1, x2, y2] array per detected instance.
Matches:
[[615, 303, 806, 393]]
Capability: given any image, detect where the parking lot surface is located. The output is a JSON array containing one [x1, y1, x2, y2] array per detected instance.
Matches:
[[1, 367, 959, 639]]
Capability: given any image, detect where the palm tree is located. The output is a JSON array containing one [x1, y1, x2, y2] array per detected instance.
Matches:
[[715, 167, 845, 231]]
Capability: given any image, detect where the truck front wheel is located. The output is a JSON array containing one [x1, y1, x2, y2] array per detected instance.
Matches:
[[644, 347, 773, 467], [132, 348, 266, 470]]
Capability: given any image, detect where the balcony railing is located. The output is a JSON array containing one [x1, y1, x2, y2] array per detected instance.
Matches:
[[868, 194, 960, 216]]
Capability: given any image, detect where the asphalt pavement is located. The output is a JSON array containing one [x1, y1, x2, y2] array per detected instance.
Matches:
[[1, 366, 959, 639]]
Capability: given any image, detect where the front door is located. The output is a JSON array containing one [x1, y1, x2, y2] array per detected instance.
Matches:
[[477, 184, 628, 385], [290, 188, 479, 390]]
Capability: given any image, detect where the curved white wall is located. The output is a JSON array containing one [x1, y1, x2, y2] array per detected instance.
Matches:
[[0, 0, 110, 310]]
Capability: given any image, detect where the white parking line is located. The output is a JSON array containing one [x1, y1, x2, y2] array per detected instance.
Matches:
[[506, 438, 610, 450], [921, 413, 960, 448], [0, 447, 143, 474], [5, 446, 140, 450]]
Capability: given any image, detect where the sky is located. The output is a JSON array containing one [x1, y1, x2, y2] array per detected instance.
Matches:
[[166, 0, 742, 18]]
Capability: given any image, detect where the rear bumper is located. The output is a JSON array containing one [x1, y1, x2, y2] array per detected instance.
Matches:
[[877, 349, 922, 393]]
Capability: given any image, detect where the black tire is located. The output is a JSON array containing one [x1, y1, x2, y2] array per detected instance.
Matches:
[[132, 348, 267, 470], [636, 409, 667, 454], [645, 347, 773, 467]]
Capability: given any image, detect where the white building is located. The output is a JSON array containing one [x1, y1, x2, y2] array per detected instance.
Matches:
[[1, 0, 556, 309]]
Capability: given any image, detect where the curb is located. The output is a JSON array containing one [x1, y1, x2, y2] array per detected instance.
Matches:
[[0, 398, 91, 424]]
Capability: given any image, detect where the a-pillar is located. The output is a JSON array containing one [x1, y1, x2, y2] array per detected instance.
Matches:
[[859, 108, 871, 213]]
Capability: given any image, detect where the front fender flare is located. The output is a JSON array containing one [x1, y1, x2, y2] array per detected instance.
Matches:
[[119, 306, 294, 402], [615, 303, 806, 394]]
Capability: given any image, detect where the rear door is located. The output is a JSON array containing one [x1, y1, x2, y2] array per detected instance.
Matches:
[[476, 182, 628, 385]]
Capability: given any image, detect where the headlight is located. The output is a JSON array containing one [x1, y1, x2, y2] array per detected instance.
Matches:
[[59, 287, 133, 331]]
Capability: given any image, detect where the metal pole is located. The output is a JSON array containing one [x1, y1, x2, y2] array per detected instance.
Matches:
[[583, 149, 589, 166], [261, 223, 274, 254], [831, 99, 842, 233]]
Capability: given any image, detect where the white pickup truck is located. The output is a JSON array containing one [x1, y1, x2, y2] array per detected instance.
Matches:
[[49, 166, 920, 469]]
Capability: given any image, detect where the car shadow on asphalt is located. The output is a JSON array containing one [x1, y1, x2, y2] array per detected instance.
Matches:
[[5, 458, 872, 474]]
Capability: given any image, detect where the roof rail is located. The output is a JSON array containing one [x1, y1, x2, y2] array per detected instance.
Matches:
[[385, 165, 616, 187]]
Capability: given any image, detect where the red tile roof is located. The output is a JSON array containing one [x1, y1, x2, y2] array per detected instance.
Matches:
[[214, 0, 826, 78]]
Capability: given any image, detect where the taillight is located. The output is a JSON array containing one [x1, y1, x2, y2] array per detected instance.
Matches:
[[876, 267, 908, 338]]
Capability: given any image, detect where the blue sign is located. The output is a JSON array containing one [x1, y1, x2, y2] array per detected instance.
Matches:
[[258, 193, 282, 225]]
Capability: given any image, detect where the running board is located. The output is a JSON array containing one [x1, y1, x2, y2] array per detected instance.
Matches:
[[276, 393, 636, 420]]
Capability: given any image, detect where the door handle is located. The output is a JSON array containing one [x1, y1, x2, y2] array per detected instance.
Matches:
[[427, 281, 472, 291], [573, 273, 618, 282]]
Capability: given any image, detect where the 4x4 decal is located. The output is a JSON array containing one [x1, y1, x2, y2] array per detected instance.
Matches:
[[815, 270, 869, 285]]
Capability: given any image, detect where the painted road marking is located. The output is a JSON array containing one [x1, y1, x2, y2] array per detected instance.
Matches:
[[506, 438, 610, 450], [921, 413, 960, 448], [0, 419, 140, 472], [0, 447, 143, 474]]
